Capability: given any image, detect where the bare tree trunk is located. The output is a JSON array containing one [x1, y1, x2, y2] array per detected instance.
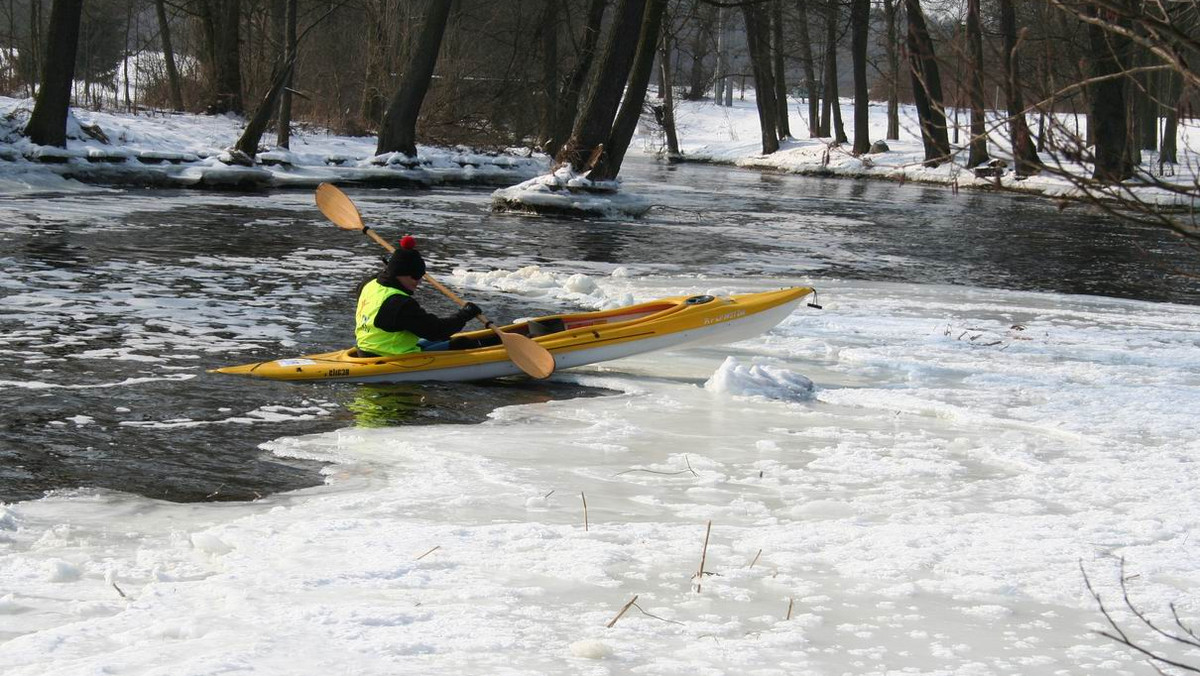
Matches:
[[276, 0, 296, 148], [743, 0, 779, 154], [359, 0, 389, 126], [660, 27, 681, 157], [823, 0, 847, 145], [198, 0, 243, 115], [714, 6, 728, 105], [555, 0, 647, 171], [1160, 69, 1182, 165], [376, 0, 453, 157], [24, 0, 82, 147], [818, 0, 835, 137], [904, 0, 949, 165], [850, 0, 870, 154], [770, 0, 790, 139], [998, 0, 1041, 176], [536, 0, 559, 149], [965, 0, 989, 167], [154, 0, 184, 111], [590, 0, 667, 180], [1086, 1, 1134, 182], [234, 56, 295, 157], [794, 0, 819, 136], [545, 0, 607, 157], [685, 0, 714, 100], [883, 0, 899, 140]]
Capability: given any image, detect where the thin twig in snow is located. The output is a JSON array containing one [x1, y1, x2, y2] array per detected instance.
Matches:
[[606, 594, 638, 628], [695, 520, 712, 593]]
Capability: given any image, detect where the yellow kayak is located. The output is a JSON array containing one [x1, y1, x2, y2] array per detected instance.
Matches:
[[211, 286, 816, 383]]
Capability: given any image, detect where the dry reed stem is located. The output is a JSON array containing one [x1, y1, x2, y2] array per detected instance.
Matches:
[[415, 545, 441, 560], [581, 491, 589, 531], [607, 594, 639, 628], [786, 597, 794, 620], [748, 548, 762, 568], [695, 520, 712, 593]]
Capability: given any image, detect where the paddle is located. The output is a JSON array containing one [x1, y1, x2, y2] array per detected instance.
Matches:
[[314, 182, 555, 379]]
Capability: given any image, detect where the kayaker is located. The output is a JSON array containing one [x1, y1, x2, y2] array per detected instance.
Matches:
[[354, 235, 483, 357]]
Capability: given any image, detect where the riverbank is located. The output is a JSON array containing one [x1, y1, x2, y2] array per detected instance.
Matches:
[[2, 92, 1196, 219], [0, 95, 549, 192], [658, 96, 1199, 215]]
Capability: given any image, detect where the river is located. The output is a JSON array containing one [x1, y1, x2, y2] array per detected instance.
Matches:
[[1, 158, 1197, 504]]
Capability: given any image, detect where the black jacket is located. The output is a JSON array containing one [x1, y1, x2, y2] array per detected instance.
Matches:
[[372, 279, 475, 341]]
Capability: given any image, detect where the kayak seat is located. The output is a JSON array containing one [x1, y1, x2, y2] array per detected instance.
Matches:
[[527, 317, 566, 337]]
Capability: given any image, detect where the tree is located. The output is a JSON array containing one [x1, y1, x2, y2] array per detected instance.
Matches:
[[794, 0, 820, 137], [535, 0, 559, 151], [770, 0, 790, 140], [742, 0, 780, 154], [965, 0, 989, 167], [555, 0, 647, 172], [849, 0, 871, 154], [998, 0, 1041, 176], [590, 0, 668, 180], [197, 0, 244, 115], [882, 0, 900, 141], [376, 0, 454, 158], [659, 24, 682, 158], [1084, 1, 1135, 182], [820, 0, 847, 144], [154, 0, 185, 111], [275, 0, 297, 148], [904, 0, 949, 166], [544, 0, 608, 158], [23, 0, 83, 148]]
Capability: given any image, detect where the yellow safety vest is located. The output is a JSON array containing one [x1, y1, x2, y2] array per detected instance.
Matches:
[[355, 280, 421, 355]]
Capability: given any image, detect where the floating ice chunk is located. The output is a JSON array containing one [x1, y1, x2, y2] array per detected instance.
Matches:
[[569, 639, 613, 659], [564, 273, 598, 294], [704, 357, 815, 402], [0, 593, 26, 614], [190, 532, 234, 555], [45, 559, 82, 582]]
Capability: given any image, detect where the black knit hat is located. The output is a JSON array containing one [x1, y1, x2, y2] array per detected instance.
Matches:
[[384, 235, 426, 279]]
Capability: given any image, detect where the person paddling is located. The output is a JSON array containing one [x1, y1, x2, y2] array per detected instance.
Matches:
[[354, 235, 483, 357]]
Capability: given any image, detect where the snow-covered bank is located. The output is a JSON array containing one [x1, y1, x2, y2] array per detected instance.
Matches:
[[656, 96, 1200, 212], [0, 96, 549, 192], [3, 90, 1197, 218]]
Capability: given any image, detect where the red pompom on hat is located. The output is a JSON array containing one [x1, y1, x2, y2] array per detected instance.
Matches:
[[399, 235, 417, 250]]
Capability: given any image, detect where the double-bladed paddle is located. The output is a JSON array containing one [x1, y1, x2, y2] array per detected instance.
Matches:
[[314, 182, 555, 379]]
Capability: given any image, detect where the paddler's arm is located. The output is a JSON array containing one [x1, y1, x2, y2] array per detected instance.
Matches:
[[374, 295, 482, 341]]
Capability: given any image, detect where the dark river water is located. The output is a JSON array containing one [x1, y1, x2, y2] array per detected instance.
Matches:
[[2, 157, 1198, 503]]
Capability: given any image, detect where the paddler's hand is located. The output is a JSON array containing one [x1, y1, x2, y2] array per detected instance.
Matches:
[[458, 302, 484, 321]]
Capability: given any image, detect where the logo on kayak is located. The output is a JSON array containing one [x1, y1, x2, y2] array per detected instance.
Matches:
[[327, 369, 350, 377], [275, 358, 318, 367], [703, 309, 746, 325]]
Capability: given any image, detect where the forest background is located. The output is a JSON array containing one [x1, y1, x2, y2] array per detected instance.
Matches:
[[1, 0, 1197, 233]]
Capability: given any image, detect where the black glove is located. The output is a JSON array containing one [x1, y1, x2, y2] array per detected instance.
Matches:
[[459, 302, 484, 320]]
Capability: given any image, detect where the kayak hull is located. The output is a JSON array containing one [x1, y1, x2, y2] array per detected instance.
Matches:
[[211, 286, 815, 383]]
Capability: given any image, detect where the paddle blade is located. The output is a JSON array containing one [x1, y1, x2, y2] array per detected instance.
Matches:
[[315, 183, 364, 231], [494, 330, 555, 379]]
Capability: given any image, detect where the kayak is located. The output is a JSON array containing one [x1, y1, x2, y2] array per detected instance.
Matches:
[[211, 286, 816, 383]]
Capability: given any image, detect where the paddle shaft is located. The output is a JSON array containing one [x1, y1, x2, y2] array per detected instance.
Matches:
[[360, 225, 499, 330]]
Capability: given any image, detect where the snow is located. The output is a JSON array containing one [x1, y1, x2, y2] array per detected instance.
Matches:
[[2, 91, 1200, 675]]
